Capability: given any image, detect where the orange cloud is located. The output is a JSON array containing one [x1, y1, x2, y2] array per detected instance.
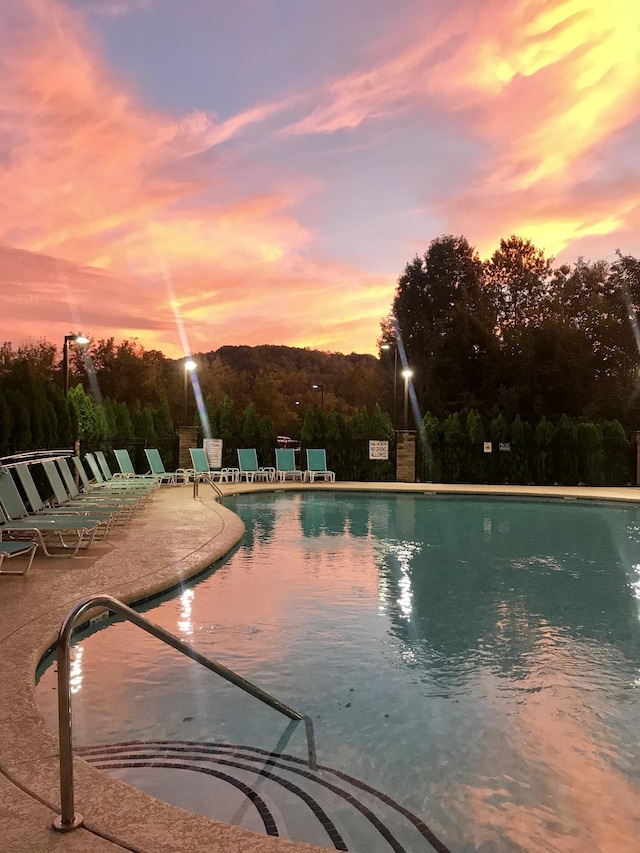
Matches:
[[1, 0, 638, 358], [0, 0, 393, 356], [283, 0, 640, 259]]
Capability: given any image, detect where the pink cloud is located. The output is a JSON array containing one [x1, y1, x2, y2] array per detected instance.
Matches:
[[1, 0, 638, 361], [0, 0, 393, 356], [281, 0, 640, 258]]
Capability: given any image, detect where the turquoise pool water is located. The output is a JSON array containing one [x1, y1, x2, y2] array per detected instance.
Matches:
[[37, 492, 640, 852]]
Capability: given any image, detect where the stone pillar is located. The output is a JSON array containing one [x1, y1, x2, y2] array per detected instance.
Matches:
[[395, 430, 416, 482], [177, 426, 198, 470]]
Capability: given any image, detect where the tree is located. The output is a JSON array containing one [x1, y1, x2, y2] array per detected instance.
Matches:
[[0, 392, 11, 453], [485, 235, 553, 333], [102, 398, 118, 439], [131, 401, 157, 442], [216, 395, 237, 443], [68, 385, 107, 445], [465, 409, 486, 483], [153, 397, 175, 439], [240, 403, 261, 447], [349, 407, 369, 440], [391, 234, 496, 415], [421, 412, 442, 482], [369, 403, 393, 440], [601, 420, 630, 485], [441, 412, 464, 482], [551, 414, 578, 484], [3, 389, 31, 450], [576, 422, 604, 485], [301, 407, 325, 445], [114, 401, 134, 441], [534, 415, 556, 484]]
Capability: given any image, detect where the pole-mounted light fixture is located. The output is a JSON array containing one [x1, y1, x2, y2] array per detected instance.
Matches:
[[184, 358, 197, 425], [62, 334, 89, 396], [312, 383, 324, 412], [402, 368, 413, 430], [381, 342, 399, 431]]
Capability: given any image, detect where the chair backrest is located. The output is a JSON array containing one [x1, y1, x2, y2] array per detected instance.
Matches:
[[73, 456, 94, 488], [57, 458, 82, 498], [0, 467, 29, 520], [275, 448, 296, 471], [237, 448, 259, 472], [95, 451, 114, 480], [85, 453, 106, 483], [42, 460, 73, 505], [306, 448, 328, 472], [189, 448, 210, 474], [144, 448, 167, 475], [14, 464, 49, 513], [113, 448, 136, 475]]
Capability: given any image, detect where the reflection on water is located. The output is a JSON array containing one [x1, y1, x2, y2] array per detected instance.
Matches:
[[37, 493, 640, 852]]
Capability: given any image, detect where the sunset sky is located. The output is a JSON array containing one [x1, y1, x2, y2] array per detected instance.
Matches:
[[1, 0, 639, 359]]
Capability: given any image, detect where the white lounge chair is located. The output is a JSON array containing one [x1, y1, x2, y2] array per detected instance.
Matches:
[[275, 448, 304, 482], [237, 449, 273, 483], [305, 449, 335, 483]]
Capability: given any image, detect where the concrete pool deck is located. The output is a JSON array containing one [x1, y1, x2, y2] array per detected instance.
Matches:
[[1, 479, 639, 853]]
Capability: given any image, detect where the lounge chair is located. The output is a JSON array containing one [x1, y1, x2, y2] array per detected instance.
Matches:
[[0, 466, 102, 557], [83, 454, 155, 499], [305, 449, 335, 483], [188, 448, 237, 485], [144, 448, 191, 485], [113, 449, 161, 485], [237, 449, 274, 483], [56, 458, 143, 515], [14, 462, 117, 536], [275, 447, 304, 482], [45, 459, 139, 524], [0, 538, 38, 575]]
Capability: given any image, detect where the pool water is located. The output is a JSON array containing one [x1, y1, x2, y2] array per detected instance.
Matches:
[[37, 492, 640, 852]]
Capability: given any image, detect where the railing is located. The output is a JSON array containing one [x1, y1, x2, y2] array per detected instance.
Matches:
[[53, 594, 317, 832], [0, 448, 74, 468], [192, 474, 224, 500]]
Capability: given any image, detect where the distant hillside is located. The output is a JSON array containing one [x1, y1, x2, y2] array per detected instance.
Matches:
[[213, 344, 379, 375], [208, 344, 387, 414]]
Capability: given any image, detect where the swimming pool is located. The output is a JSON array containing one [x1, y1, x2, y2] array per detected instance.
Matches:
[[37, 492, 640, 852]]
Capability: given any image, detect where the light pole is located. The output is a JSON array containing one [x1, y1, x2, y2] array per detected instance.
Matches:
[[62, 334, 89, 396], [402, 368, 413, 430], [184, 358, 197, 425], [381, 342, 399, 431], [312, 383, 324, 412]]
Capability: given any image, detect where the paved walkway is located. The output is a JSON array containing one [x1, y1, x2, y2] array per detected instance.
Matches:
[[1, 480, 638, 853]]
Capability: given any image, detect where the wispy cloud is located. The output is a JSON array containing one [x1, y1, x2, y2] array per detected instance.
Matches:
[[0, 0, 638, 357], [0, 0, 390, 354], [280, 0, 640, 257]]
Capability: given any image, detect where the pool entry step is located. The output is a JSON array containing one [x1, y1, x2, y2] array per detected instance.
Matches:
[[78, 740, 451, 853]]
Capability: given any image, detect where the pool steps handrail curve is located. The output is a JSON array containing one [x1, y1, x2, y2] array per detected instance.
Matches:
[[53, 594, 317, 832], [192, 475, 223, 500]]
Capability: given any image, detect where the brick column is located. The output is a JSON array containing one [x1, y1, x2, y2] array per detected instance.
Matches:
[[177, 426, 198, 470], [395, 430, 416, 482]]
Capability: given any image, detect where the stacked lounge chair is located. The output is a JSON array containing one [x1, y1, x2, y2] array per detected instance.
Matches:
[[0, 466, 102, 557]]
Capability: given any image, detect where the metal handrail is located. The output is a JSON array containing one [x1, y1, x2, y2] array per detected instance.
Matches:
[[192, 473, 224, 500], [53, 594, 317, 832]]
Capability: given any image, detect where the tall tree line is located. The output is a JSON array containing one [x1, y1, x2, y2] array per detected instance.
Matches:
[[383, 235, 640, 429], [0, 338, 389, 456]]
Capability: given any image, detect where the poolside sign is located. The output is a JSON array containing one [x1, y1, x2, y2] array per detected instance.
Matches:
[[203, 438, 223, 469], [483, 442, 492, 453], [369, 440, 389, 460]]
